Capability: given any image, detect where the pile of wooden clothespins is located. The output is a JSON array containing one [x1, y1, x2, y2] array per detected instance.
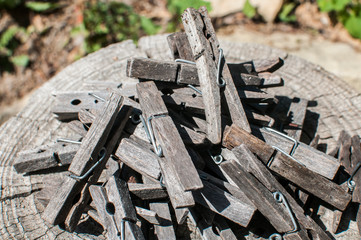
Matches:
[[13, 7, 361, 240]]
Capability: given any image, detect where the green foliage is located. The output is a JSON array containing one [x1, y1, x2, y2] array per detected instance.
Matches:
[[345, 15, 361, 39], [82, 1, 160, 53], [316, 0, 361, 39], [279, 3, 297, 22], [0, 26, 18, 50], [243, 0, 256, 19], [166, 0, 212, 31], [0, 26, 27, 72], [10, 55, 29, 67], [25, 2, 60, 12], [141, 16, 161, 35], [167, 0, 211, 15], [317, 0, 351, 12]]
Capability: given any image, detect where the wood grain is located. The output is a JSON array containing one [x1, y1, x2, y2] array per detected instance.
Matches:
[[149, 202, 176, 240], [68, 92, 123, 176], [193, 180, 255, 227], [0, 35, 360, 239], [182, 8, 222, 144], [137, 81, 202, 191], [220, 161, 294, 233], [14, 142, 78, 173], [128, 183, 167, 200], [115, 138, 161, 180]]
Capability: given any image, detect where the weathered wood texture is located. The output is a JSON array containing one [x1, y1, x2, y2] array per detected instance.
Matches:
[[223, 124, 351, 210], [283, 97, 308, 140], [192, 180, 256, 227], [183, 8, 251, 143], [14, 142, 79, 173], [128, 183, 167, 200], [226, 145, 331, 239], [136, 81, 202, 191], [0, 35, 360, 239], [255, 127, 340, 179], [149, 202, 176, 240], [115, 138, 161, 180]]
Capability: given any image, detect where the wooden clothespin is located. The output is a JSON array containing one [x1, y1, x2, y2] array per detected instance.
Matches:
[[338, 134, 361, 233], [283, 97, 308, 140], [115, 138, 161, 180], [167, 32, 283, 88], [253, 126, 340, 180], [14, 142, 79, 173], [42, 93, 132, 231], [127, 57, 199, 85], [135, 207, 160, 225], [148, 202, 176, 240], [223, 124, 351, 211], [67, 120, 88, 137], [127, 57, 283, 90], [192, 177, 256, 227], [220, 161, 298, 235], [52, 91, 109, 121], [89, 176, 144, 239], [237, 87, 277, 104], [188, 208, 222, 240], [182, 7, 250, 144], [167, 32, 195, 61], [128, 182, 167, 200], [136, 81, 202, 191], [223, 145, 330, 240]]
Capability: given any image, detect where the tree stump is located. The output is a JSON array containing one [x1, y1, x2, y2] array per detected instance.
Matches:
[[0, 34, 360, 239]]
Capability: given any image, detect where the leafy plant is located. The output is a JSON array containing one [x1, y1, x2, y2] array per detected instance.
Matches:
[[10, 55, 29, 67], [317, 0, 351, 12], [344, 15, 361, 39], [243, 0, 256, 19], [166, 0, 212, 31], [317, 0, 361, 39], [279, 2, 297, 22], [25, 2, 60, 12], [82, 1, 160, 53], [0, 26, 26, 72]]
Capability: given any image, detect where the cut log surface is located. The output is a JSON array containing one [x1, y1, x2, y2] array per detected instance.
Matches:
[[0, 34, 360, 240]]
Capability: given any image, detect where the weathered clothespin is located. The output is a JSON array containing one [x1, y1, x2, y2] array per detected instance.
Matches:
[[128, 182, 168, 200], [136, 81, 203, 191], [283, 97, 308, 140], [127, 57, 283, 89], [167, 32, 195, 61], [115, 138, 161, 180], [223, 145, 331, 240], [282, 97, 310, 206], [67, 120, 88, 137], [42, 93, 132, 231], [182, 7, 250, 144], [220, 160, 296, 234], [187, 208, 222, 240], [52, 91, 109, 121], [223, 124, 351, 211], [148, 202, 176, 240], [135, 207, 160, 225], [14, 142, 79, 173], [127, 57, 199, 85], [192, 178, 256, 227], [337, 133, 361, 233], [167, 32, 283, 88], [89, 176, 145, 240], [254, 126, 340, 179]]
